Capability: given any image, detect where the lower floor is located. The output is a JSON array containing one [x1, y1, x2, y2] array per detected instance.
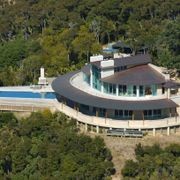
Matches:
[[59, 96, 178, 121]]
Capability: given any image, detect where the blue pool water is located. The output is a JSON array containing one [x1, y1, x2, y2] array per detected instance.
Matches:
[[0, 91, 56, 99]]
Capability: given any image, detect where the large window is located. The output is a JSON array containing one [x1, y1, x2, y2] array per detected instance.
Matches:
[[144, 109, 161, 119], [103, 83, 116, 95], [118, 85, 127, 95], [83, 73, 90, 84], [92, 65, 101, 91], [140, 85, 157, 97], [115, 110, 132, 119], [145, 86, 152, 95]]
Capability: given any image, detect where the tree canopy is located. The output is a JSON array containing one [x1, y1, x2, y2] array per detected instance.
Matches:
[[0, 0, 179, 85], [122, 143, 180, 180], [0, 111, 114, 179]]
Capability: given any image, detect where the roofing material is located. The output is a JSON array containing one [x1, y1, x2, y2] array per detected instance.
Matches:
[[91, 54, 152, 69], [101, 64, 166, 85], [52, 71, 178, 110]]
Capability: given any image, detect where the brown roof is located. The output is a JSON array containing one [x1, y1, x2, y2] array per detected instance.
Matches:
[[91, 54, 151, 69], [101, 64, 166, 85], [52, 71, 178, 110], [163, 80, 180, 89]]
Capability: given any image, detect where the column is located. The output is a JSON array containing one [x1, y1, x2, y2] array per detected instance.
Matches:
[[96, 126, 99, 133], [137, 86, 140, 97], [153, 128, 156, 136], [85, 123, 88, 132], [167, 127, 170, 136], [96, 108, 99, 117], [90, 66, 93, 88], [105, 110, 108, 124], [167, 88, 170, 99], [101, 83, 104, 93], [116, 84, 119, 96]]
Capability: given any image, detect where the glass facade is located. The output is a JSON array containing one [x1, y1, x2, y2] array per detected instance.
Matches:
[[144, 109, 162, 119], [90, 65, 159, 97], [92, 65, 101, 91], [115, 110, 132, 119], [83, 73, 90, 84], [103, 83, 116, 95], [140, 85, 157, 96]]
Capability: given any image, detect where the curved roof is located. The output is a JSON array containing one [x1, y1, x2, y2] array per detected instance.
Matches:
[[91, 54, 151, 69], [52, 71, 178, 110], [101, 64, 166, 85]]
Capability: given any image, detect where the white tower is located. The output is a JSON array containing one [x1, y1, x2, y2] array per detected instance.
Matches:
[[38, 67, 48, 86]]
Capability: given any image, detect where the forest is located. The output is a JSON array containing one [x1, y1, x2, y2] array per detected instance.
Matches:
[[0, 0, 179, 86], [0, 111, 114, 179], [122, 143, 180, 179]]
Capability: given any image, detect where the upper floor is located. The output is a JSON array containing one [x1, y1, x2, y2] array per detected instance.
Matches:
[[81, 54, 180, 100]]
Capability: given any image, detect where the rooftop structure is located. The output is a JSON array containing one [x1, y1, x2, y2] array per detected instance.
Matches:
[[52, 54, 180, 134]]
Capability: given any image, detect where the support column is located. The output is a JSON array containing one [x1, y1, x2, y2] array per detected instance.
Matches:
[[105, 110, 108, 124], [101, 83, 104, 93], [167, 127, 170, 136], [153, 128, 156, 136], [90, 67, 93, 88], [137, 86, 140, 97], [116, 84, 118, 96], [142, 111, 145, 126], [167, 88, 170, 99], [85, 123, 88, 132], [96, 108, 99, 117], [96, 126, 99, 133]]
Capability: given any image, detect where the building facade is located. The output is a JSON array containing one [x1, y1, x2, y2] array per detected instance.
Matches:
[[52, 54, 180, 134]]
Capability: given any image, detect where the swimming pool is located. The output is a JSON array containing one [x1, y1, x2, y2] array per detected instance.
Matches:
[[0, 91, 56, 99]]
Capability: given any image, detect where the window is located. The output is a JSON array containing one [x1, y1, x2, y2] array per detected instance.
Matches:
[[133, 86, 137, 96], [115, 110, 123, 117], [140, 86, 144, 96], [144, 110, 152, 116], [145, 86, 152, 95], [153, 109, 161, 116], [103, 83, 116, 95], [114, 66, 127, 72], [99, 108, 106, 117], [92, 65, 101, 91], [118, 85, 127, 95], [162, 87, 165, 94]]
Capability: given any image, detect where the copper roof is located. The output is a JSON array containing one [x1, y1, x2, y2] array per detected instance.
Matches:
[[101, 64, 166, 85], [91, 54, 151, 69]]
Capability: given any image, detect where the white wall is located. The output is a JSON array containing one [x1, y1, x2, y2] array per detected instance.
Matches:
[[100, 60, 114, 78], [90, 55, 103, 62], [101, 69, 114, 78]]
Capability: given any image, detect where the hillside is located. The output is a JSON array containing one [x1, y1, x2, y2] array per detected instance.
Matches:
[[0, 0, 179, 86]]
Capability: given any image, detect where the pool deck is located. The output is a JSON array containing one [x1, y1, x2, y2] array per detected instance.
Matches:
[[0, 85, 54, 92]]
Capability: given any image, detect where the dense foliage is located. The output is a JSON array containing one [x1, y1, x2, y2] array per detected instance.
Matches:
[[0, 111, 114, 179], [0, 0, 179, 85], [122, 143, 180, 180]]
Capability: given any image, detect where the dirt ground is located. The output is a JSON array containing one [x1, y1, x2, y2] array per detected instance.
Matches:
[[100, 133, 180, 180]]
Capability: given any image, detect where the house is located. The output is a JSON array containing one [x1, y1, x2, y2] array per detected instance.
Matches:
[[52, 54, 180, 135]]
